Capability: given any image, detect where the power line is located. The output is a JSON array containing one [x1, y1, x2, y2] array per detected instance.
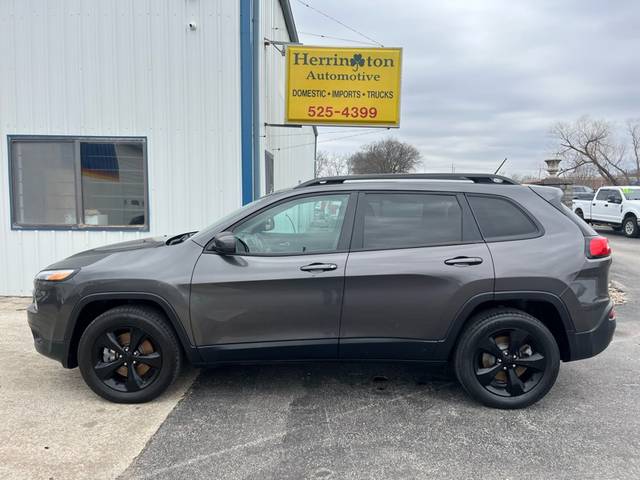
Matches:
[[274, 128, 387, 151], [264, 128, 378, 138], [298, 31, 380, 46], [294, 0, 384, 47]]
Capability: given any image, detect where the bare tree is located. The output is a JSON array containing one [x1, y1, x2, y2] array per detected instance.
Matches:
[[551, 116, 637, 185], [628, 120, 640, 182], [315, 150, 350, 178], [348, 137, 421, 174], [508, 173, 540, 184]]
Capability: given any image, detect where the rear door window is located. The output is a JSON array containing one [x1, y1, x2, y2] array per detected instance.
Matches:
[[596, 189, 612, 201], [467, 195, 540, 241], [356, 193, 463, 250]]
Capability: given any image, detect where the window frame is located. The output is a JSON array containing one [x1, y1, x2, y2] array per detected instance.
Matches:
[[608, 190, 623, 203], [8, 135, 149, 231], [350, 191, 482, 252], [466, 193, 544, 243], [595, 189, 613, 201], [206, 191, 358, 257]]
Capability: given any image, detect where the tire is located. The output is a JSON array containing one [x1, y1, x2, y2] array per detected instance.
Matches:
[[453, 308, 560, 409], [78, 305, 182, 403], [575, 209, 584, 220], [623, 215, 639, 238]]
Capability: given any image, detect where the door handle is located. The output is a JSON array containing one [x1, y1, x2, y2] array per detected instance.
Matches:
[[444, 256, 483, 266], [300, 263, 338, 272], [592, 203, 596, 206]]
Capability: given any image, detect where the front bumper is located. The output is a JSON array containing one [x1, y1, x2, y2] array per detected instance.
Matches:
[[27, 302, 68, 366], [567, 303, 616, 361]]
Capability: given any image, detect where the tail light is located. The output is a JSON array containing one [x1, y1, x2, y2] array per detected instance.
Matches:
[[587, 236, 611, 258]]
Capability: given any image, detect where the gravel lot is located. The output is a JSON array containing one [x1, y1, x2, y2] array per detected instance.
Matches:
[[0, 297, 196, 480], [1, 229, 639, 479]]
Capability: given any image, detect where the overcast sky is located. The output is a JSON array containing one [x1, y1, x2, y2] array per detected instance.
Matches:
[[290, 0, 640, 176]]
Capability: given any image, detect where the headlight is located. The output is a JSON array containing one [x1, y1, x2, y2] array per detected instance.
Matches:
[[35, 269, 78, 282]]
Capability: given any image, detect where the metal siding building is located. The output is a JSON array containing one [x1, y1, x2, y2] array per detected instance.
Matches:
[[0, 0, 316, 295]]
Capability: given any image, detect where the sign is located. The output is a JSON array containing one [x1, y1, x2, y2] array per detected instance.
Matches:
[[285, 46, 402, 127]]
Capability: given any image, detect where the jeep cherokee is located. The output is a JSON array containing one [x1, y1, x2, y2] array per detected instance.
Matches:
[[27, 173, 615, 408]]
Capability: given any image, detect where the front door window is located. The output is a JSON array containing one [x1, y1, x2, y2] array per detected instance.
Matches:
[[233, 194, 350, 255]]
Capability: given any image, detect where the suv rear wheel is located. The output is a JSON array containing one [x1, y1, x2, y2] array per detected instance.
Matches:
[[454, 308, 560, 409], [78, 305, 182, 403]]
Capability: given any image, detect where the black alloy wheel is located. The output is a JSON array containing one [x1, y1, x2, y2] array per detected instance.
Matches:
[[473, 328, 546, 398], [78, 306, 181, 403], [454, 309, 560, 409], [92, 327, 162, 393]]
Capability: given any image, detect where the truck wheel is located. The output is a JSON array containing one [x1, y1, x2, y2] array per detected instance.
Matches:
[[623, 215, 639, 238], [575, 209, 585, 221], [78, 305, 182, 403], [454, 308, 560, 409]]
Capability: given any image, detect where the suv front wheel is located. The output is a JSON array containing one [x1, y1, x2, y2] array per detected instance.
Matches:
[[78, 305, 182, 403], [454, 308, 560, 409]]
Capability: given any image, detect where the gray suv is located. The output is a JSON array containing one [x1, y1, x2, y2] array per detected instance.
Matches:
[[28, 174, 615, 409]]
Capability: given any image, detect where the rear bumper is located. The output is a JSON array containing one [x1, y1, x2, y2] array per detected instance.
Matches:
[[567, 303, 616, 361]]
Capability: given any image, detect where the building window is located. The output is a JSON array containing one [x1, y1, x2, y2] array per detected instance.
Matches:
[[9, 136, 148, 230]]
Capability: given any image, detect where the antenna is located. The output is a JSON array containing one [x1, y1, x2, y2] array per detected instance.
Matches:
[[494, 158, 507, 175]]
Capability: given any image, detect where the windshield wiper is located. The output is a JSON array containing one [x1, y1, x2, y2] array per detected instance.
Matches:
[[166, 231, 198, 245]]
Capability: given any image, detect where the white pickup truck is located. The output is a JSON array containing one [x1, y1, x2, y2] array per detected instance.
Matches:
[[572, 186, 640, 237]]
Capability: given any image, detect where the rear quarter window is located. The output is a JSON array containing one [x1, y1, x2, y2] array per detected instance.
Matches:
[[467, 195, 540, 241]]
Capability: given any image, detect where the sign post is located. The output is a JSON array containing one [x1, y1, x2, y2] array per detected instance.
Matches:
[[285, 46, 402, 127]]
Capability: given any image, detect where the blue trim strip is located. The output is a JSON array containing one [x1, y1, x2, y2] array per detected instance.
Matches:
[[240, 0, 254, 204], [252, 0, 261, 199]]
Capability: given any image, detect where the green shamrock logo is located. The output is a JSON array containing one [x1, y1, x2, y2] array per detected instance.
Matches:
[[350, 53, 365, 71]]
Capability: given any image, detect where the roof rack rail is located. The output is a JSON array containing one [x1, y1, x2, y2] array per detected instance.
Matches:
[[295, 173, 519, 188]]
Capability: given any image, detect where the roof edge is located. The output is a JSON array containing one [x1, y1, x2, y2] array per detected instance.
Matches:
[[278, 1, 316, 139], [278, 0, 299, 43]]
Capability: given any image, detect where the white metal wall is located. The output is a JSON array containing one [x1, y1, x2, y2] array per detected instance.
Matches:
[[259, 0, 316, 194], [0, 0, 243, 295]]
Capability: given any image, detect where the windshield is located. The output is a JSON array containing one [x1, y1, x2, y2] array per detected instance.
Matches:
[[623, 188, 640, 200]]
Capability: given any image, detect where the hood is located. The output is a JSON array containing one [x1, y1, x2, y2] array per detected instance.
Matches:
[[46, 236, 168, 270]]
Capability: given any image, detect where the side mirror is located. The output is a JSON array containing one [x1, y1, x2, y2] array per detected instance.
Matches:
[[261, 217, 275, 232], [211, 232, 237, 254]]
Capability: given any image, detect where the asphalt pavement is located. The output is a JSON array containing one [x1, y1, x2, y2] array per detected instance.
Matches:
[[122, 229, 640, 480]]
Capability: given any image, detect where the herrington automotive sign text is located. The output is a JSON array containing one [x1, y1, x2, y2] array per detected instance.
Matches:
[[285, 46, 402, 127]]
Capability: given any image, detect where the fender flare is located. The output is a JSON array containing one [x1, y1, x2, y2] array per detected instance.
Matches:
[[435, 291, 575, 359], [622, 208, 639, 220], [64, 292, 202, 367]]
